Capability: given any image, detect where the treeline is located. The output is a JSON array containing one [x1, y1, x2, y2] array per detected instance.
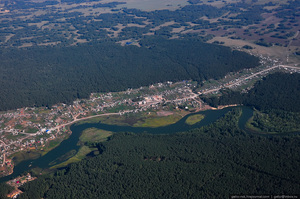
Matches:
[[201, 72, 300, 112], [16, 109, 300, 198], [0, 38, 259, 111]]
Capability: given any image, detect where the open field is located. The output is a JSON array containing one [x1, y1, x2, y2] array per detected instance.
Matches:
[[207, 37, 288, 61], [0, 0, 298, 66], [82, 110, 186, 128], [76, 114, 133, 126], [185, 114, 204, 125], [79, 128, 113, 143], [10, 151, 41, 166], [113, 0, 189, 11], [50, 146, 95, 169], [40, 137, 67, 156], [49, 150, 77, 166], [133, 114, 182, 128]]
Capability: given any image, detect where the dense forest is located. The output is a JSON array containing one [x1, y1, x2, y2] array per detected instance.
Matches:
[[201, 72, 300, 133], [12, 109, 300, 198], [201, 72, 300, 112], [0, 1, 299, 198], [250, 109, 300, 133], [0, 37, 259, 111], [0, 183, 14, 199]]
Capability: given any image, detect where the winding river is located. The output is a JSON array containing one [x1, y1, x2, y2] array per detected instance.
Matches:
[[0, 106, 252, 182]]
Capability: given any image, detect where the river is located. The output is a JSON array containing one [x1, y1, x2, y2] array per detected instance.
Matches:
[[0, 106, 252, 182]]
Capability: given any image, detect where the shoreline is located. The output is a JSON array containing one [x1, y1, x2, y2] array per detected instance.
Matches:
[[1, 104, 240, 179]]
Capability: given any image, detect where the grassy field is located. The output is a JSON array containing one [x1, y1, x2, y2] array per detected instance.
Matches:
[[79, 128, 113, 143], [38, 109, 52, 114], [185, 114, 205, 125], [208, 36, 288, 60], [75, 114, 133, 126], [133, 114, 182, 127], [97, 115, 136, 126], [50, 146, 95, 169], [114, 0, 188, 11], [25, 127, 39, 134], [75, 116, 104, 125], [40, 138, 65, 156], [49, 150, 77, 166], [50, 128, 113, 169], [11, 151, 41, 165], [4, 132, 26, 141], [76, 109, 192, 128]]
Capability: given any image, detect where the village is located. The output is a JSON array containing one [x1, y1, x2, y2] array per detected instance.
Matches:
[[0, 80, 203, 177], [5, 173, 36, 198], [0, 59, 299, 198], [1, 60, 300, 172]]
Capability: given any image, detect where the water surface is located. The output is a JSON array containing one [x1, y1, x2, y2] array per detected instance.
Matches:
[[0, 107, 250, 182]]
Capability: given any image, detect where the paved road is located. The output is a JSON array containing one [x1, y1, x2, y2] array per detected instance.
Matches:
[[0, 140, 7, 147], [280, 65, 300, 70], [202, 64, 284, 94], [16, 112, 122, 137], [51, 89, 200, 132], [202, 64, 300, 95], [50, 112, 122, 132], [14, 64, 300, 136], [226, 65, 280, 88], [286, 31, 299, 63]]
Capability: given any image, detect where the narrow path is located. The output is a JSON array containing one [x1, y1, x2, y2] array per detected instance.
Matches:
[[202, 65, 280, 94], [0, 140, 7, 147], [8, 65, 300, 139], [51, 112, 121, 131], [286, 30, 299, 63]]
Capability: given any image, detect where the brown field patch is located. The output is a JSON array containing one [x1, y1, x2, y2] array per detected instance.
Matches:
[[156, 111, 174, 117], [207, 36, 289, 61], [171, 26, 185, 33], [150, 21, 176, 31]]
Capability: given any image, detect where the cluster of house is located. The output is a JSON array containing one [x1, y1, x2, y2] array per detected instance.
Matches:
[[6, 173, 37, 198], [0, 80, 197, 178]]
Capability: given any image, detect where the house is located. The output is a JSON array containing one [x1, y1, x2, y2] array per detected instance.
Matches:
[[7, 189, 22, 198]]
